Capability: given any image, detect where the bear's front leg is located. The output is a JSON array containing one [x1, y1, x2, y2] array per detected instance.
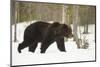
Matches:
[[56, 37, 66, 52]]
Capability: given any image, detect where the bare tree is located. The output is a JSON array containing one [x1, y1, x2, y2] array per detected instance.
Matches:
[[85, 7, 89, 33], [62, 5, 68, 24], [11, 0, 17, 42], [36, 3, 42, 21], [27, 3, 32, 24], [73, 5, 80, 48], [62, 5, 69, 41], [83, 7, 89, 34]]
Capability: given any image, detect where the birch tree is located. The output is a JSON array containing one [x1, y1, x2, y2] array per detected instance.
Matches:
[[62, 5, 69, 41], [73, 5, 80, 48], [83, 7, 89, 34], [28, 3, 32, 24], [36, 3, 42, 21], [11, 0, 17, 42], [62, 5, 68, 24]]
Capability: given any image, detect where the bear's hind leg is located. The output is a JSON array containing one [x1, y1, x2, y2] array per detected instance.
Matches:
[[29, 42, 38, 53], [18, 41, 32, 53]]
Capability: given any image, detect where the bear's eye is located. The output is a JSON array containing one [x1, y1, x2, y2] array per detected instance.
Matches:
[[63, 25, 67, 29]]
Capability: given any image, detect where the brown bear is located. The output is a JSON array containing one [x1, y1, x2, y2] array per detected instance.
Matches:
[[18, 21, 73, 53]]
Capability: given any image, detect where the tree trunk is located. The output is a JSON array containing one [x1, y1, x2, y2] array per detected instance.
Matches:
[[29, 3, 32, 24], [73, 5, 80, 48], [62, 5, 68, 41], [62, 5, 68, 24], [86, 7, 89, 33], [11, 0, 17, 42], [83, 7, 89, 34], [36, 3, 42, 21]]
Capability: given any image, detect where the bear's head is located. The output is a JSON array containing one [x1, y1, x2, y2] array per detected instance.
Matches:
[[62, 24, 73, 38], [52, 22, 73, 38]]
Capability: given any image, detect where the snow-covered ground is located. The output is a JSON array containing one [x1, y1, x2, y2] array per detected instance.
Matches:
[[11, 21, 95, 66]]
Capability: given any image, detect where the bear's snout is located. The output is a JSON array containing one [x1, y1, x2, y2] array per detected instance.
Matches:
[[67, 33, 73, 38]]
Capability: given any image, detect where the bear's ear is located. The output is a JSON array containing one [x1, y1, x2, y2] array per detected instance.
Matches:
[[62, 24, 71, 29], [61, 24, 67, 29]]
